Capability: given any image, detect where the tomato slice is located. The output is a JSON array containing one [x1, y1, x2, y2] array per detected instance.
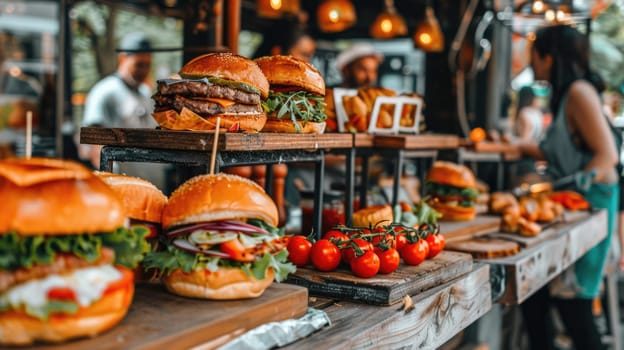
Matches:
[[103, 267, 134, 296], [47, 287, 77, 301]]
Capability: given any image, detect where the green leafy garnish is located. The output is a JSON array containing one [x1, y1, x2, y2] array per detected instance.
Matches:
[[0, 226, 150, 270], [261, 91, 327, 132]]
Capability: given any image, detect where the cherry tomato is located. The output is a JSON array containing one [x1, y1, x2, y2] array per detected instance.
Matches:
[[371, 233, 396, 251], [287, 235, 313, 267], [376, 248, 400, 274], [323, 230, 350, 248], [393, 227, 409, 251], [425, 233, 446, 259], [220, 239, 256, 262], [400, 239, 430, 266], [342, 238, 374, 265], [310, 239, 341, 272], [47, 287, 77, 301], [350, 250, 380, 278]]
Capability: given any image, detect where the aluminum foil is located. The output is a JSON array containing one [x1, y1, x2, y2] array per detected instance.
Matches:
[[217, 308, 330, 350]]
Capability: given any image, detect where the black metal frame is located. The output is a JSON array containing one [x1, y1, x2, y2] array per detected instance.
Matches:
[[100, 146, 328, 236]]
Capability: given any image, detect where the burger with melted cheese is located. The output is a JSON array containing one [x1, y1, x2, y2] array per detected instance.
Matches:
[[144, 173, 295, 300], [152, 53, 270, 132], [0, 158, 149, 345], [255, 55, 327, 134], [424, 161, 478, 221]]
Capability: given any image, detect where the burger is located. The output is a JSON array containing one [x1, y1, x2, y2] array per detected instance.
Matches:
[[0, 158, 150, 345], [424, 161, 478, 221], [95, 172, 167, 241], [152, 53, 270, 132], [143, 173, 295, 300], [255, 55, 327, 134], [95, 172, 168, 281]]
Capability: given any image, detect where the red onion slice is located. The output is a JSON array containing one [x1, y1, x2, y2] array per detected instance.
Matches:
[[166, 220, 268, 238], [172, 239, 231, 258]]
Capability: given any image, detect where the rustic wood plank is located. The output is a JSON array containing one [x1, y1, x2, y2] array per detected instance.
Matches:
[[80, 127, 353, 151], [282, 264, 491, 350], [28, 283, 308, 350], [484, 209, 608, 304], [286, 251, 473, 305], [441, 215, 502, 242], [470, 141, 522, 161], [374, 134, 460, 149], [489, 227, 558, 248], [446, 237, 520, 259], [353, 133, 375, 148]]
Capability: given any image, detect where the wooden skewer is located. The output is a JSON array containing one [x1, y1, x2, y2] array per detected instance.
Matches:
[[209, 117, 221, 175], [25, 111, 32, 159]]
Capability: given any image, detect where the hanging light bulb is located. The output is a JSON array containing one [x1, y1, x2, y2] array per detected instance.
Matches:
[[544, 9, 556, 22], [413, 6, 444, 52], [370, 0, 407, 39], [257, 0, 300, 19], [317, 0, 357, 33], [532, 0, 545, 13]]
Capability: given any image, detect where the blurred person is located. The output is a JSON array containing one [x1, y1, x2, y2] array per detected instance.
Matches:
[[511, 86, 545, 184], [79, 32, 167, 189], [336, 43, 383, 89], [518, 25, 619, 350]]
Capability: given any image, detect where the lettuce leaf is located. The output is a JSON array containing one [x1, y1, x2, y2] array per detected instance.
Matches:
[[0, 226, 150, 270], [100, 226, 151, 269], [0, 299, 80, 321], [144, 245, 296, 282], [25, 300, 80, 321]]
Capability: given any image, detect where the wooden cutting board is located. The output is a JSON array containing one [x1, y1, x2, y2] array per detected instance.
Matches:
[[441, 215, 501, 242], [29, 283, 308, 350], [446, 237, 520, 259], [287, 250, 473, 305], [489, 227, 558, 248]]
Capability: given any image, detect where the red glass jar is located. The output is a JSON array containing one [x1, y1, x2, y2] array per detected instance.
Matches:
[[300, 190, 345, 236]]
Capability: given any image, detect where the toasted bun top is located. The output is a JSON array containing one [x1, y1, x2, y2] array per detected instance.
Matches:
[[95, 172, 168, 223], [162, 173, 278, 229], [426, 161, 476, 189], [255, 55, 326, 96], [179, 53, 270, 99], [0, 158, 124, 235]]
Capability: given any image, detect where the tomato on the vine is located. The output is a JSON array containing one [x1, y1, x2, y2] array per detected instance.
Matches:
[[371, 232, 396, 251], [323, 230, 350, 248], [342, 238, 373, 265], [400, 239, 429, 266], [392, 227, 409, 252], [350, 250, 380, 278], [310, 239, 341, 271], [425, 233, 446, 259], [376, 248, 400, 274], [286, 235, 313, 267]]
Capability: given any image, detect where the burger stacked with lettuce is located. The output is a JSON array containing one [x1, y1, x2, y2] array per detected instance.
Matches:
[[144, 173, 295, 300], [0, 157, 150, 345]]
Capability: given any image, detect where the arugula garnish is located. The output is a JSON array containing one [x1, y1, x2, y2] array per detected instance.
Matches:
[[262, 91, 327, 132]]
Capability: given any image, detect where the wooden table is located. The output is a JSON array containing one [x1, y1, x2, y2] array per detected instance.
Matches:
[[80, 127, 353, 235], [483, 209, 607, 304], [283, 264, 491, 349], [372, 134, 461, 209], [26, 283, 308, 350]]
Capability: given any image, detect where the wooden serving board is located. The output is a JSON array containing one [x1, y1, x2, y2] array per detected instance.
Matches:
[[489, 227, 558, 248], [446, 237, 520, 259], [29, 283, 308, 350], [286, 250, 473, 305], [80, 127, 353, 151], [441, 215, 502, 242]]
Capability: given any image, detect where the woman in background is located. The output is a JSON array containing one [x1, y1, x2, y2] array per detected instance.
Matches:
[[519, 25, 619, 350]]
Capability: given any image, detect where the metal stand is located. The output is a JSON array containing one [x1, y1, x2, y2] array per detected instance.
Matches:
[[100, 146, 326, 235]]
